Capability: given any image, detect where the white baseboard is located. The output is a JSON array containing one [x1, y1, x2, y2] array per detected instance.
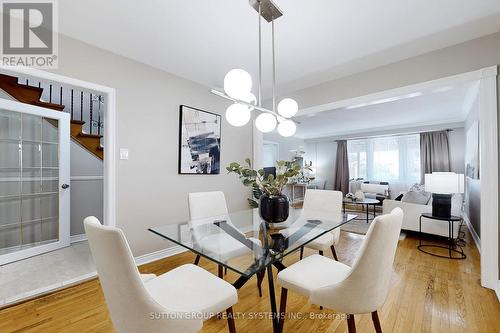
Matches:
[[463, 214, 480, 252], [70, 234, 87, 244], [134, 245, 188, 266]]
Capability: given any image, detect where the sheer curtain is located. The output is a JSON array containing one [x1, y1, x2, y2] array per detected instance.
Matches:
[[347, 134, 421, 183]]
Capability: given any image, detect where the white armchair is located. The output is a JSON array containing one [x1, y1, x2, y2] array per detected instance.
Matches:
[[84, 216, 238, 333], [299, 189, 343, 260], [277, 208, 403, 333]]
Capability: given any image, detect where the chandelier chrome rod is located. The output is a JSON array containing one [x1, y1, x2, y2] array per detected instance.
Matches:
[[211, 89, 276, 115], [258, 1, 262, 107], [211, 89, 291, 125], [272, 17, 276, 113]]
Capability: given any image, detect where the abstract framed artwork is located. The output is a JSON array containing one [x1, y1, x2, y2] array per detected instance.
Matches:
[[178, 105, 221, 174]]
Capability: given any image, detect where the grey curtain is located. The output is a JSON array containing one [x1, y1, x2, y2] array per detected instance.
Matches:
[[420, 131, 451, 183], [334, 140, 350, 194]]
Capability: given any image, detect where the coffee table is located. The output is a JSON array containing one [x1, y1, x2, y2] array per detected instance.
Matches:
[[343, 198, 380, 223]]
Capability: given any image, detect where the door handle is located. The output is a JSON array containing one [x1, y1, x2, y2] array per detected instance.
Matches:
[[61, 184, 70, 189]]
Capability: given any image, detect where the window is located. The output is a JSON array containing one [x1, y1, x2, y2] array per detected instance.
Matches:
[[347, 134, 420, 182], [348, 140, 367, 179]]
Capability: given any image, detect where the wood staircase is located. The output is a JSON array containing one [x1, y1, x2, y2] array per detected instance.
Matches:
[[0, 74, 103, 160]]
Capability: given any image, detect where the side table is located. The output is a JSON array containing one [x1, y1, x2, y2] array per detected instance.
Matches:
[[417, 213, 466, 259]]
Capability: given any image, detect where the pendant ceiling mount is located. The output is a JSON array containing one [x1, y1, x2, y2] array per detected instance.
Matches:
[[248, 0, 283, 22], [211, 0, 298, 137]]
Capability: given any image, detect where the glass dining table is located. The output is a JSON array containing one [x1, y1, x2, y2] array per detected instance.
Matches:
[[149, 208, 357, 333]]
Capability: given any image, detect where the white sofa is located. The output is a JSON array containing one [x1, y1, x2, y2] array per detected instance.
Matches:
[[383, 195, 462, 238]]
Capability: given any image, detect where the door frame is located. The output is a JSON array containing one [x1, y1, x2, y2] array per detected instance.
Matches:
[[253, 66, 499, 292], [0, 65, 117, 228], [0, 98, 70, 265]]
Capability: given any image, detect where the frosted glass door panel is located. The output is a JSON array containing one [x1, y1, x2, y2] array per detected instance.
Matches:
[[0, 109, 62, 256]]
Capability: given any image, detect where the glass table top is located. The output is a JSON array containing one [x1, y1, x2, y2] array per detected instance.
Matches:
[[149, 209, 357, 278]]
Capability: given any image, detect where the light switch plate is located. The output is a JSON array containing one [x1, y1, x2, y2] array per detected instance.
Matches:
[[119, 148, 129, 160]]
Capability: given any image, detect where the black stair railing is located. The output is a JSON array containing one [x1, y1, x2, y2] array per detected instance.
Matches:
[[19, 78, 105, 142]]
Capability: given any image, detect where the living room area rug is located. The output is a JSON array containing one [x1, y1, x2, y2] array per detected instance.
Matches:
[[341, 207, 407, 240], [341, 206, 378, 235], [340, 217, 373, 235]]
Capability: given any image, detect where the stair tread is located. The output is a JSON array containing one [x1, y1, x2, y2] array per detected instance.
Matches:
[[78, 132, 103, 139], [33, 101, 64, 111], [71, 120, 85, 125]]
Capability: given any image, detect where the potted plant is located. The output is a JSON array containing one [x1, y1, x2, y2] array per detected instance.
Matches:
[[226, 158, 301, 224]]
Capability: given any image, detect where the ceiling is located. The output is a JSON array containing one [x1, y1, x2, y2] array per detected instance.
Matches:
[[292, 80, 479, 139], [59, 1, 500, 97]]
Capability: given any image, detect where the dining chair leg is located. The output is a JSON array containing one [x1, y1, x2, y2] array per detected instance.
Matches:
[[347, 314, 356, 333], [256, 269, 265, 297], [299, 246, 304, 260], [330, 245, 338, 261], [194, 254, 200, 265], [371, 310, 382, 333], [226, 307, 236, 333], [319, 250, 324, 256], [218, 265, 223, 279], [279, 288, 288, 333]]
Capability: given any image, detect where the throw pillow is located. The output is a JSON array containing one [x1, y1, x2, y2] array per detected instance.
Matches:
[[408, 183, 425, 193], [401, 191, 431, 205]]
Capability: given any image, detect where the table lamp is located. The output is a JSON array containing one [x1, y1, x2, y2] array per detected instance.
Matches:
[[424, 172, 464, 218]]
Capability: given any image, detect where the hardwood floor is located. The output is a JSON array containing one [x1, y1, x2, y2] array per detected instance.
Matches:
[[1, 230, 499, 333]]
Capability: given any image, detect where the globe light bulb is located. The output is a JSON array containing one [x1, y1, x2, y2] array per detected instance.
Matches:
[[277, 98, 298, 118], [224, 69, 252, 100], [255, 113, 277, 133], [277, 119, 297, 137], [225, 103, 251, 127]]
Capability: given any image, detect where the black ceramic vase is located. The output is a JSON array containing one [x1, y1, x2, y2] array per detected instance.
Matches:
[[259, 193, 290, 224]]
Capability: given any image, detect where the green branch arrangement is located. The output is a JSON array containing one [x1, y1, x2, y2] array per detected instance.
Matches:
[[226, 158, 302, 208]]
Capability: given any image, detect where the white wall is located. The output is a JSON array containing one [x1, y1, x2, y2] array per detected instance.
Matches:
[[50, 35, 253, 256], [464, 96, 481, 238], [448, 128, 466, 174], [305, 141, 337, 190], [70, 141, 103, 236], [263, 132, 305, 162], [284, 31, 500, 110]]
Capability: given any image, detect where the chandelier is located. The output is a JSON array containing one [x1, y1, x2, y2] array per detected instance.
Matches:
[[211, 0, 298, 137]]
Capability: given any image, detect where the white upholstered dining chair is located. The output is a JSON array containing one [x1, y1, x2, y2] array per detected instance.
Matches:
[[299, 189, 343, 260], [188, 191, 265, 295], [277, 207, 403, 333], [84, 216, 238, 333]]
